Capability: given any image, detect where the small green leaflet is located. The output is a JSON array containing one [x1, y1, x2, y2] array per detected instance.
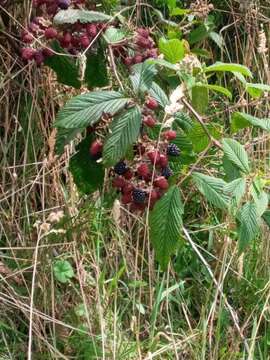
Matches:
[[103, 27, 125, 44], [55, 91, 130, 129], [224, 177, 246, 206], [53, 260, 74, 283], [231, 112, 270, 133], [103, 106, 141, 166], [237, 202, 260, 253], [130, 62, 157, 93], [193, 83, 232, 99], [222, 138, 250, 174], [149, 185, 184, 270], [193, 172, 229, 210], [158, 38, 185, 64], [69, 135, 105, 194], [54, 9, 112, 25], [246, 83, 270, 98], [204, 62, 252, 78]]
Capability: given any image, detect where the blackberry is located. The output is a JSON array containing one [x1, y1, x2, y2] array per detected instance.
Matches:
[[114, 161, 128, 175], [167, 143, 180, 156], [161, 167, 173, 179], [132, 188, 147, 204]]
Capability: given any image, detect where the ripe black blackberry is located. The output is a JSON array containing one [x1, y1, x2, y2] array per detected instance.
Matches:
[[167, 143, 180, 156], [161, 167, 173, 179], [114, 161, 128, 175], [132, 188, 147, 204]]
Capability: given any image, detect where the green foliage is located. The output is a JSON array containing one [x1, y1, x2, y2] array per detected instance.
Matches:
[[237, 202, 260, 253], [54, 9, 112, 25], [104, 27, 125, 44], [130, 62, 157, 93], [158, 38, 185, 63], [69, 135, 105, 194], [246, 83, 270, 98], [194, 83, 232, 100], [103, 106, 141, 166], [85, 44, 108, 88], [231, 112, 270, 133], [148, 81, 169, 107], [191, 84, 209, 114], [222, 138, 250, 174], [224, 178, 246, 206], [55, 91, 130, 128], [204, 62, 252, 77], [192, 172, 229, 210], [55, 127, 83, 155], [44, 41, 81, 88], [53, 260, 74, 283], [150, 186, 184, 269]]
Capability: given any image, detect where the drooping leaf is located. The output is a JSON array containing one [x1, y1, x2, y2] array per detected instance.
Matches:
[[150, 185, 184, 270], [158, 38, 185, 63], [222, 138, 250, 174], [103, 27, 125, 44], [55, 127, 83, 155], [69, 135, 105, 194], [148, 82, 169, 107], [44, 41, 81, 88], [208, 31, 224, 49], [224, 177, 246, 206], [231, 112, 270, 133], [194, 83, 232, 99], [246, 83, 270, 98], [193, 172, 229, 210], [130, 62, 157, 93], [55, 91, 130, 128], [262, 210, 270, 229], [54, 9, 112, 25], [103, 106, 141, 166], [204, 62, 252, 78], [85, 44, 108, 88], [53, 260, 74, 283], [251, 186, 269, 216], [192, 85, 209, 114], [237, 202, 260, 253]]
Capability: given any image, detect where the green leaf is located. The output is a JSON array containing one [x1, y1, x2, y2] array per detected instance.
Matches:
[[174, 112, 194, 133], [231, 112, 270, 133], [170, 7, 190, 16], [208, 31, 224, 49], [251, 186, 269, 216], [54, 9, 112, 25], [223, 154, 241, 181], [246, 83, 270, 98], [148, 58, 179, 71], [148, 82, 169, 107], [44, 41, 81, 88], [53, 260, 74, 283], [150, 186, 184, 270], [188, 24, 209, 45], [103, 27, 125, 44], [194, 83, 232, 99], [55, 91, 130, 128], [55, 127, 83, 155], [193, 172, 229, 210], [224, 177, 246, 206], [204, 62, 252, 78], [158, 38, 185, 64], [262, 210, 270, 229], [85, 45, 108, 88], [69, 135, 105, 194], [237, 202, 260, 253], [222, 138, 250, 174], [188, 123, 221, 152], [130, 62, 157, 93], [191, 85, 209, 114], [103, 106, 141, 166]]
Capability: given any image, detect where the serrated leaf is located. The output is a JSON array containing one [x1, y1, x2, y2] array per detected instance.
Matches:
[[223, 154, 241, 181], [85, 44, 108, 88], [174, 112, 194, 133], [150, 186, 184, 270], [188, 24, 209, 45], [53, 260, 74, 283], [231, 112, 270, 133], [204, 62, 252, 78], [262, 210, 270, 229], [224, 177, 246, 206], [237, 202, 260, 253], [104, 27, 125, 44], [192, 85, 209, 114], [54, 9, 112, 25], [158, 38, 185, 64], [246, 83, 270, 98], [251, 189, 269, 216], [194, 83, 232, 99], [44, 41, 81, 88], [148, 82, 169, 107], [55, 91, 130, 128], [188, 123, 221, 152], [103, 106, 141, 166], [55, 127, 83, 155], [130, 62, 157, 93], [222, 138, 250, 174], [193, 172, 229, 209], [69, 135, 105, 194]]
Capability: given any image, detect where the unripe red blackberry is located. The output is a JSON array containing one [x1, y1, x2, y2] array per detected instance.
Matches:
[[137, 28, 150, 38], [112, 176, 126, 189], [143, 115, 156, 128], [90, 140, 103, 159], [124, 57, 133, 66], [21, 47, 35, 61], [145, 97, 158, 110], [154, 176, 169, 190], [122, 183, 134, 194], [22, 31, 34, 44], [60, 32, 72, 48], [28, 22, 40, 35], [146, 48, 158, 59], [163, 130, 177, 141], [159, 154, 168, 168], [123, 169, 133, 180], [121, 193, 132, 204], [80, 34, 90, 48], [86, 24, 97, 38], [133, 54, 143, 64], [147, 150, 160, 165], [137, 163, 150, 177], [45, 27, 58, 40], [58, 0, 70, 9], [135, 36, 152, 49]]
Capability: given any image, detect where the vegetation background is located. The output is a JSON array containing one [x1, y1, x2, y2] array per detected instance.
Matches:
[[1, 0, 270, 359]]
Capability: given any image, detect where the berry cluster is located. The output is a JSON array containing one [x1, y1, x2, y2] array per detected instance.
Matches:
[[21, 0, 105, 65], [113, 28, 158, 66], [89, 96, 181, 212]]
